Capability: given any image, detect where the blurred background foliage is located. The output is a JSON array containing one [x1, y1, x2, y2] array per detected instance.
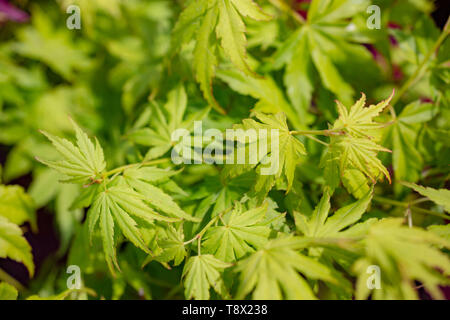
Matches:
[[0, 0, 449, 299]]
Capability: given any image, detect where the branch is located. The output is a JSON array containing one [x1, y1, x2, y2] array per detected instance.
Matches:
[[104, 158, 172, 177]]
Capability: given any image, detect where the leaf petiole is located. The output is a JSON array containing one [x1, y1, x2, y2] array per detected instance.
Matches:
[[183, 206, 234, 248], [0, 268, 26, 292], [104, 158, 172, 177], [290, 128, 345, 136], [373, 196, 448, 219], [268, 0, 306, 25]]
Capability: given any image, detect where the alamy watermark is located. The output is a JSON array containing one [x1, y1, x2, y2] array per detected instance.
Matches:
[[171, 121, 280, 175], [66, 5, 81, 30], [66, 265, 82, 290], [367, 5, 381, 30], [366, 265, 381, 290]]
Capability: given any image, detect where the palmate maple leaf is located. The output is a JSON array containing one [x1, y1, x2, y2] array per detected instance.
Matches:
[[182, 254, 231, 300], [294, 190, 373, 239], [402, 182, 450, 214], [222, 112, 306, 199], [353, 218, 450, 300], [321, 92, 394, 191], [202, 201, 271, 262], [381, 101, 437, 189], [0, 216, 34, 277], [333, 91, 395, 140], [0, 185, 37, 232], [294, 190, 377, 275], [36, 119, 106, 185], [234, 237, 347, 299], [86, 173, 197, 274], [127, 84, 209, 161], [87, 184, 180, 274], [272, 0, 371, 121], [37, 121, 195, 274], [172, 0, 271, 113]]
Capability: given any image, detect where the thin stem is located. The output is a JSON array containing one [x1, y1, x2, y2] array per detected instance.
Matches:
[[288, 236, 364, 250], [373, 196, 449, 219], [388, 105, 397, 119], [0, 268, 25, 291], [304, 134, 329, 146], [391, 16, 450, 106], [183, 236, 198, 246], [164, 283, 183, 299], [410, 206, 448, 219], [197, 235, 202, 256], [218, 214, 227, 225], [269, 0, 306, 25], [144, 275, 176, 289], [374, 196, 407, 207], [410, 197, 429, 205], [183, 206, 234, 248], [290, 128, 345, 136], [104, 158, 171, 177]]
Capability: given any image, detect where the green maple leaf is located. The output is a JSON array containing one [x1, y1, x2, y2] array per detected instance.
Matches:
[[37, 119, 106, 185], [0, 185, 37, 232], [172, 0, 270, 113], [381, 101, 438, 188], [193, 3, 221, 113], [390, 15, 446, 105], [333, 92, 394, 139], [87, 184, 180, 273], [294, 190, 376, 275], [235, 237, 343, 299], [0, 216, 34, 277], [294, 190, 373, 238], [127, 84, 209, 160], [216, 0, 270, 74], [321, 93, 393, 192], [182, 254, 231, 300], [0, 282, 18, 300], [138, 224, 184, 268], [13, 7, 91, 81], [187, 173, 255, 224], [123, 167, 199, 222], [216, 66, 305, 128], [273, 0, 370, 117], [353, 218, 450, 300], [223, 112, 306, 197], [402, 182, 450, 213], [202, 201, 271, 262], [428, 224, 450, 242], [154, 225, 187, 266], [330, 136, 391, 182], [341, 169, 371, 199]]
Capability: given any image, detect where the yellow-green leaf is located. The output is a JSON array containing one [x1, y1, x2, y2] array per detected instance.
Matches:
[[0, 216, 34, 277]]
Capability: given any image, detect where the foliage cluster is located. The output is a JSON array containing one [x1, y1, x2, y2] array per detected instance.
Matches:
[[0, 0, 449, 300]]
